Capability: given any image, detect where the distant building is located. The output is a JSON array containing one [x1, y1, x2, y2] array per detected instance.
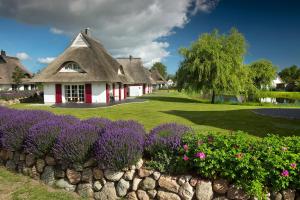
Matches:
[[272, 75, 285, 90], [167, 79, 174, 87], [117, 56, 153, 97], [150, 69, 167, 89], [0, 50, 35, 91]]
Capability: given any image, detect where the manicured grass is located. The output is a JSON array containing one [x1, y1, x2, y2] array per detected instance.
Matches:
[[10, 90, 300, 137], [259, 91, 300, 100], [0, 167, 81, 200]]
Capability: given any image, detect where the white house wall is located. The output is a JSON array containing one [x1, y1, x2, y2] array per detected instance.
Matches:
[[129, 85, 143, 97], [92, 82, 106, 103], [0, 84, 11, 91], [43, 84, 56, 104]]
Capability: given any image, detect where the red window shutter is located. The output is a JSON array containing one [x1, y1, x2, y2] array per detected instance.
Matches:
[[85, 84, 92, 103], [119, 83, 121, 101], [113, 83, 115, 97], [143, 84, 146, 94], [106, 83, 110, 104], [55, 84, 62, 103], [124, 84, 127, 99]]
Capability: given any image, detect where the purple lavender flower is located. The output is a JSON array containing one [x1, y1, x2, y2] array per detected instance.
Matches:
[[0, 110, 53, 151], [25, 118, 68, 158], [82, 117, 111, 133], [145, 123, 191, 153], [53, 122, 100, 164], [94, 120, 145, 169]]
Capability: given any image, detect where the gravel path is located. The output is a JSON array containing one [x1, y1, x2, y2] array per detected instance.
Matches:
[[253, 108, 300, 120]]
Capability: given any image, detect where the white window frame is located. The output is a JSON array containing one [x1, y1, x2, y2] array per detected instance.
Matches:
[[60, 62, 83, 73], [64, 84, 85, 103]]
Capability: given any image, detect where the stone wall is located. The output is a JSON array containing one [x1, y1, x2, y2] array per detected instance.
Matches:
[[0, 149, 298, 200]]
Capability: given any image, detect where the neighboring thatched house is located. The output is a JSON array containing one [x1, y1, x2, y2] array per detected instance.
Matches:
[[33, 29, 152, 104], [116, 56, 153, 96], [150, 69, 167, 89], [0, 50, 35, 91]]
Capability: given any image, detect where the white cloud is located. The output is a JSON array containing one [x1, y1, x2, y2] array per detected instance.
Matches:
[[192, 0, 220, 15], [37, 57, 56, 64], [16, 52, 30, 60], [50, 27, 64, 34], [0, 0, 219, 66]]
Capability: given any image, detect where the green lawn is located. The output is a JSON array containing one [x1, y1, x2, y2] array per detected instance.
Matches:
[[0, 167, 81, 200], [10, 90, 300, 137]]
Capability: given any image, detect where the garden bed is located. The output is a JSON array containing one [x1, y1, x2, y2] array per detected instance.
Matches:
[[0, 106, 299, 199]]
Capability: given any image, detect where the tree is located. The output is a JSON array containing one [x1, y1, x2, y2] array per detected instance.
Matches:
[[176, 28, 247, 103], [151, 62, 167, 78], [248, 59, 277, 90], [12, 66, 25, 90], [278, 65, 300, 91]]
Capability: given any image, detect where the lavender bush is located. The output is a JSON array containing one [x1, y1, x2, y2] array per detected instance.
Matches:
[[25, 117, 68, 158], [0, 110, 53, 151], [94, 120, 146, 170], [53, 122, 100, 164], [145, 123, 191, 152], [0, 90, 36, 101], [82, 117, 111, 133], [144, 123, 191, 173]]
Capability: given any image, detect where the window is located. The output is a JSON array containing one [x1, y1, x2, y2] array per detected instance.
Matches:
[[60, 62, 83, 72], [118, 66, 125, 75], [64, 84, 85, 102]]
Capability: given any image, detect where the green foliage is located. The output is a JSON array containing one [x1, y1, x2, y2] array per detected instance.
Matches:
[[248, 59, 277, 89], [11, 66, 26, 88], [151, 62, 167, 78], [279, 65, 300, 91], [147, 131, 300, 198], [176, 28, 248, 103]]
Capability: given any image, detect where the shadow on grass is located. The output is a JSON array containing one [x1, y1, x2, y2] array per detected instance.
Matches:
[[140, 96, 204, 103], [162, 109, 300, 137]]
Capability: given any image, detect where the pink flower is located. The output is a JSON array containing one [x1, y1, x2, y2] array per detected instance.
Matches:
[[197, 140, 203, 146], [291, 163, 297, 169], [183, 144, 189, 152], [235, 153, 243, 159], [282, 147, 288, 151], [183, 155, 189, 161], [196, 152, 206, 159], [281, 170, 289, 177]]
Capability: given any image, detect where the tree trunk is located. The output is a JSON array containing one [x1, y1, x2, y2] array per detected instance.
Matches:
[[211, 90, 215, 104]]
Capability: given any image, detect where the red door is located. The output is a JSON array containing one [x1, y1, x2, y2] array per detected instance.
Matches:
[[124, 84, 127, 99], [143, 84, 146, 94], [119, 83, 122, 101], [55, 84, 62, 103], [112, 83, 115, 97], [85, 84, 92, 103], [106, 83, 110, 104]]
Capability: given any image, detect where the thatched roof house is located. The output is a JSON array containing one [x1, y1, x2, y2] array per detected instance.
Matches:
[[33, 29, 153, 104], [150, 69, 167, 89], [0, 50, 34, 91], [116, 57, 153, 96]]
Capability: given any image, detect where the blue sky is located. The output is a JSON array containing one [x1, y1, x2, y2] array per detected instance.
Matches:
[[0, 0, 299, 75]]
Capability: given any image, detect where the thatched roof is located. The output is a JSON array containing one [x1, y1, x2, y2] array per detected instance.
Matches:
[[0, 53, 32, 84], [144, 67, 156, 84], [116, 57, 152, 84], [150, 69, 166, 84], [33, 32, 129, 83]]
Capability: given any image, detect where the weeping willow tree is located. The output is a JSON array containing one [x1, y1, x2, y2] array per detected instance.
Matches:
[[176, 28, 249, 103]]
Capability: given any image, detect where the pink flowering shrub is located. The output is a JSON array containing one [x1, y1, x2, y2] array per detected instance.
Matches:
[[181, 132, 300, 198]]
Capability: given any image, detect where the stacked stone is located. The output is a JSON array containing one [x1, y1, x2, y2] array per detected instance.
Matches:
[[0, 149, 299, 200]]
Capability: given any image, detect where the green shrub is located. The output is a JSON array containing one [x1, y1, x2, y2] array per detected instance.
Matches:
[[149, 131, 300, 198]]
